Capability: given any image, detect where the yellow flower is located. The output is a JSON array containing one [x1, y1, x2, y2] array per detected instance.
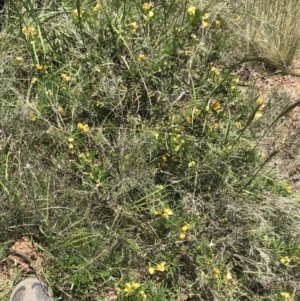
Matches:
[[77, 122, 89, 132], [280, 256, 291, 265], [213, 123, 220, 130], [235, 122, 242, 129], [191, 33, 197, 40], [154, 208, 173, 218], [29, 112, 36, 122], [22, 26, 36, 36], [83, 124, 89, 132], [201, 21, 210, 28], [31, 77, 37, 84], [73, 9, 83, 18], [46, 89, 53, 96], [156, 261, 167, 272], [257, 97, 264, 106], [148, 266, 155, 275], [16, 56, 23, 62], [215, 20, 221, 28], [202, 13, 209, 20], [162, 208, 173, 218], [138, 54, 147, 61], [140, 291, 147, 300], [193, 109, 200, 116], [280, 292, 293, 300], [213, 267, 220, 278], [131, 282, 140, 289], [226, 271, 232, 281], [124, 282, 140, 296], [181, 223, 189, 232], [236, 15, 241, 21], [210, 66, 220, 75], [36, 64, 43, 71], [286, 185, 292, 194], [58, 105, 64, 114], [61, 73, 71, 82], [212, 101, 221, 111], [93, 3, 100, 12], [188, 161, 196, 167], [68, 137, 74, 143], [185, 116, 191, 123], [131, 22, 138, 33], [148, 11, 154, 18], [179, 232, 186, 240], [187, 7, 196, 16], [254, 112, 263, 120], [143, 3, 152, 11], [68, 143, 74, 149]]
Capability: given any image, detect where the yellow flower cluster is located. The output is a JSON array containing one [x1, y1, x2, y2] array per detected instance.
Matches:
[[280, 256, 291, 265], [36, 64, 43, 71], [142, 2, 152, 11], [235, 121, 242, 129], [77, 122, 89, 132], [187, 6, 196, 16], [213, 267, 220, 278], [131, 22, 138, 33], [280, 292, 293, 300], [68, 137, 74, 149], [22, 26, 36, 36], [254, 97, 265, 119], [61, 73, 71, 82], [226, 270, 232, 281], [138, 53, 147, 61], [212, 101, 221, 112], [210, 66, 220, 76], [15, 57, 23, 62], [154, 208, 173, 219], [286, 185, 292, 194], [73, 9, 84, 18], [257, 97, 264, 106], [148, 261, 168, 274], [186, 8, 212, 28], [29, 112, 36, 122], [213, 123, 220, 130], [93, 3, 100, 12], [179, 223, 189, 240], [203, 13, 209, 20], [201, 13, 210, 28], [160, 155, 168, 168], [123, 282, 140, 295]]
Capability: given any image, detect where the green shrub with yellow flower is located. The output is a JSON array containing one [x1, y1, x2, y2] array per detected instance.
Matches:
[[0, 1, 300, 301]]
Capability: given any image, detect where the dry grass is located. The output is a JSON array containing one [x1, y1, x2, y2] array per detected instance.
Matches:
[[243, 0, 300, 66]]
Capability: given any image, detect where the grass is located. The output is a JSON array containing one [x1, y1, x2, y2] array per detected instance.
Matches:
[[241, 0, 300, 66], [1, 0, 300, 301]]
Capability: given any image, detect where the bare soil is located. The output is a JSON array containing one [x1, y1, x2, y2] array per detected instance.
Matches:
[[0, 237, 45, 299]]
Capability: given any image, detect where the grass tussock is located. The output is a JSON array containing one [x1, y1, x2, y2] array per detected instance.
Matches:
[[242, 0, 300, 66], [0, 1, 300, 301]]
